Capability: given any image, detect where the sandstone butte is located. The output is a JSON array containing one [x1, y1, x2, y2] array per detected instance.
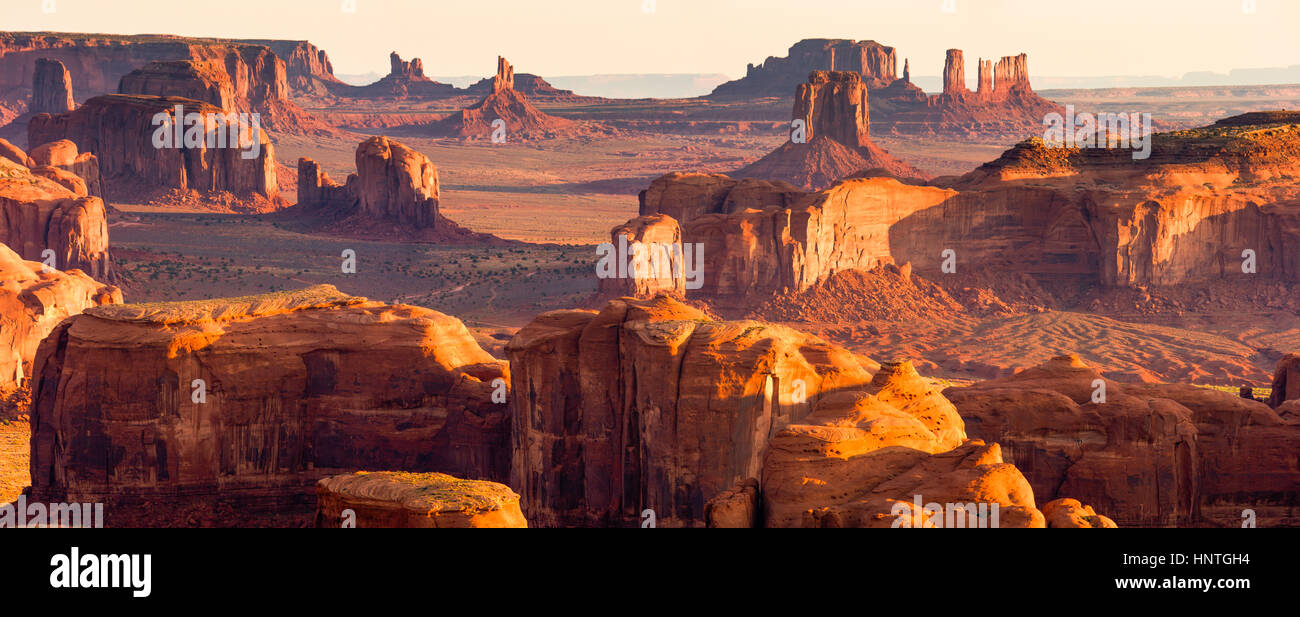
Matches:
[[0, 152, 111, 280], [710, 38, 1063, 140], [27, 285, 511, 527], [30, 58, 75, 115], [315, 471, 527, 528], [508, 294, 1112, 528], [736, 70, 928, 189], [0, 241, 120, 394], [946, 354, 1300, 527], [0, 33, 335, 134], [28, 94, 282, 210], [427, 57, 578, 140], [295, 135, 506, 243], [611, 112, 1300, 308]]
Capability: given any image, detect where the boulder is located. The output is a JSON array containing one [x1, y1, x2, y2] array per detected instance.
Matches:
[[314, 471, 527, 528], [27, 285, 512, 527]]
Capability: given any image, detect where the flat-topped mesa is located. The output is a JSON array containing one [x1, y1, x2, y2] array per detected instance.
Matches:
[[0, 155, 111, 280], [118, 60, 235, 110], [28, 94, 280, 205], [492, 56, 515, 94], [315, 472, 528, 528], [711, 39, 898, 97], [0, 242, 120, 394], [795, 70, 871, 148], [31, 58, 75, 115], [942, 49, 967, 96], [297, 136, 437, 228], [28, 285, 512, 526]]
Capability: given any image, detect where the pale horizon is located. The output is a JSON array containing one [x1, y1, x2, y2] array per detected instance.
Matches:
[[3, 0, 1299, 83]]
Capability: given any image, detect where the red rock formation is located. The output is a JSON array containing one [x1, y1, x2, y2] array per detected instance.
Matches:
[[427, 57, 577, 140], [711, 39, 898, 97], [736, 71, 926, 188], [30, 58, 74, 115], [28, 285, 511, 527], [0, 241, 119, 394], [977, 58, 993, 95], [947, 354, 1300, 527], [0, 137, 30, 167], [507, 295, 879, 527], [0, 33, 335, 119], [241, 39, 343, 95], [1043, 498, 1119, 528], [293, 136, 505, 243], [315, 472, 528, 528], [942, 49, 967, 95], [28, 139, 104, 202], [29, 94, 281, 208], [598, 214, 686, 298], [0, 155, 110, 279], [329, 52, 457, 99]]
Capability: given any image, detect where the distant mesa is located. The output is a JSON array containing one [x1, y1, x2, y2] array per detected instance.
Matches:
[[0, 32, 336, 137], [424, 57, 579, 140], [326, 52, 458, 99], [735, 70, 928, 189], [712, 38, 1064, 139], [29, 94, 284, 212], [293, 135, 509, 243]]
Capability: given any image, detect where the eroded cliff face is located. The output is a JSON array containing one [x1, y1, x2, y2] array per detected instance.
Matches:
[[0, 241, 120, 393], [31, 58, 75, 115], [947, 354, 1300, 527], [29, 94, 280, 202], [27, 285, 511, 526], [507, 295, 877, 527], [621, 114, 1300, 306], [0, 155, 110, 280], [712, 39, 899, 97]]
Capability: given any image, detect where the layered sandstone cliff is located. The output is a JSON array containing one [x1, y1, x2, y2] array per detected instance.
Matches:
[[712, 39, 899, 97], [509, 295, 883, 527], [315, 471, 527, 528], [947, 354, 1300, 527], [0, 242, 119, 394], [28, 285, 511, 526], [0, 154, 110, 279], [28, 94, 281, 208]]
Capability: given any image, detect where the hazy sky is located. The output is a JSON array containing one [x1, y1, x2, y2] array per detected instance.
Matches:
[[5, 0, 1298, 78]]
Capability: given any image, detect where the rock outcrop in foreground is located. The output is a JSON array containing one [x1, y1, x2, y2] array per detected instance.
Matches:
[[736, 70, 927, 188], [0, 242, 120, 393], [0, 154, 111, 279], [947, 354, 1300, 527], [29, 94, 282, 211], [315, 471, 527, 528], [295, 136, 504, 243], [509, 294, 1108, 528], [28, 285, 511, 526]]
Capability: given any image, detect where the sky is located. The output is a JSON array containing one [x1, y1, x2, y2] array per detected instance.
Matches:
[[4, 0, 1299, 79]]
